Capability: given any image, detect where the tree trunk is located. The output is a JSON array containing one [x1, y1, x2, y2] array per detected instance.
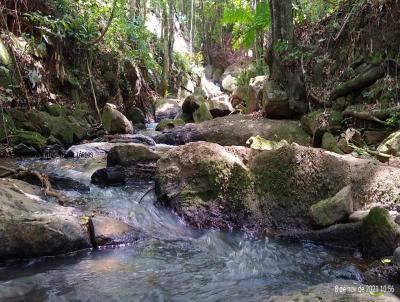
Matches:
[[160, 3, 169, 96], [268, 0, 307, 115]]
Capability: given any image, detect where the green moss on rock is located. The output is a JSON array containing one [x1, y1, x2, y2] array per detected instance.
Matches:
[[362, 207, 400, 258], [301, 110, 343, 135], [322, 132, 344, 154], [193, 102, 213, 123], [14, 131, 47, 150]]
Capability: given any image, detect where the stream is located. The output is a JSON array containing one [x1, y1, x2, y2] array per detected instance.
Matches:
[[0, 151, 367, 301]]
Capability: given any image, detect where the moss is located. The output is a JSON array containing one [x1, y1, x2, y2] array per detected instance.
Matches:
[[47, 104, 66, 117], [14, 131, 47, 150], [273, 123, 310, 145], [322, 132, 344, 154], [251, 149, 297, 209], [362, 207, 400, 257], [301, 110, 343, 135], [193, 102, 213, 123], [225, 163, 253, 211]]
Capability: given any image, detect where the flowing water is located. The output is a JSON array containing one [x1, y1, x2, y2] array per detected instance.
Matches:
[[0, 154, 366, 301]]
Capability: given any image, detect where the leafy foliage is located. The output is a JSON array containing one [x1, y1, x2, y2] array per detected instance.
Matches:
[[221, 1, 270, 50]]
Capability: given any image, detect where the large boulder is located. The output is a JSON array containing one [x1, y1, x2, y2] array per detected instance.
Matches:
[[310, 186, 353, 228], [155, 98, 182, 122], [0, 178, 91, 259], [156, 142, 254, 229], [251, 144, 400, 228], [362, 207, 400, 258], [107, 144, 160, 167], [193, 102, 213, 123], [155, 114, 311, 146], [156, 142, 400, 233], [206, 95, 234, 117], [126, 107, 146, 125], [377, 130, 400, 156], [101, 103, 133, 134], [20, 110, 87, 146], [250, 144, 351, 228]]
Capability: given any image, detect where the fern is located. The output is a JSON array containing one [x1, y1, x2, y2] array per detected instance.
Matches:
[[222, 1, 270, 50]]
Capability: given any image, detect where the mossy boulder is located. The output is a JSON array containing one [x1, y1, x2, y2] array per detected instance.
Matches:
[[25, 110, 52, 135], [362, 207, 400, 258], [301, 110, 343, 135], [7, 109, 32, 130], [155, 119, 185, 132], [321, 132, 344, 154], [310, 186, 353, 228], [14, 131, 47, 150], [193, 102, 213, 123], [250, 144, 351, 228], [101, 103, 133, 134], [107, 144, 160, 167], [155, 114, 311, 146], [155, 142, 254, 229]]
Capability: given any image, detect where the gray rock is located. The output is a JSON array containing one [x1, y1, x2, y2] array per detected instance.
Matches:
[[91, 166, 125, 186], [0, 178, 91, 259], [127, 107, 146, 125], [310, 186, 353, 227], [206, 95, 234, 117], [155, 99, 182, 122], [107, 144, 160, 167], [393, 246, 400, 265], [13, 143, 38, 156], [349, 210, 370, 222], [279, 223, 362, 249], [362, 207, 400, 258], [101, 103, 133, 134], [91, 216, 143, 247], [155, 114, 310, 146]]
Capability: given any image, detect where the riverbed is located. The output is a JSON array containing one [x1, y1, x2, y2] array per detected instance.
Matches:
[[0, 156, 368, 301]]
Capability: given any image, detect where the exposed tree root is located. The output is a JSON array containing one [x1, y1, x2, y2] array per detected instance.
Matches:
[[0, 165, 67, 205], [342, 105, 400, 123], [329, 65, 386, 102]]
